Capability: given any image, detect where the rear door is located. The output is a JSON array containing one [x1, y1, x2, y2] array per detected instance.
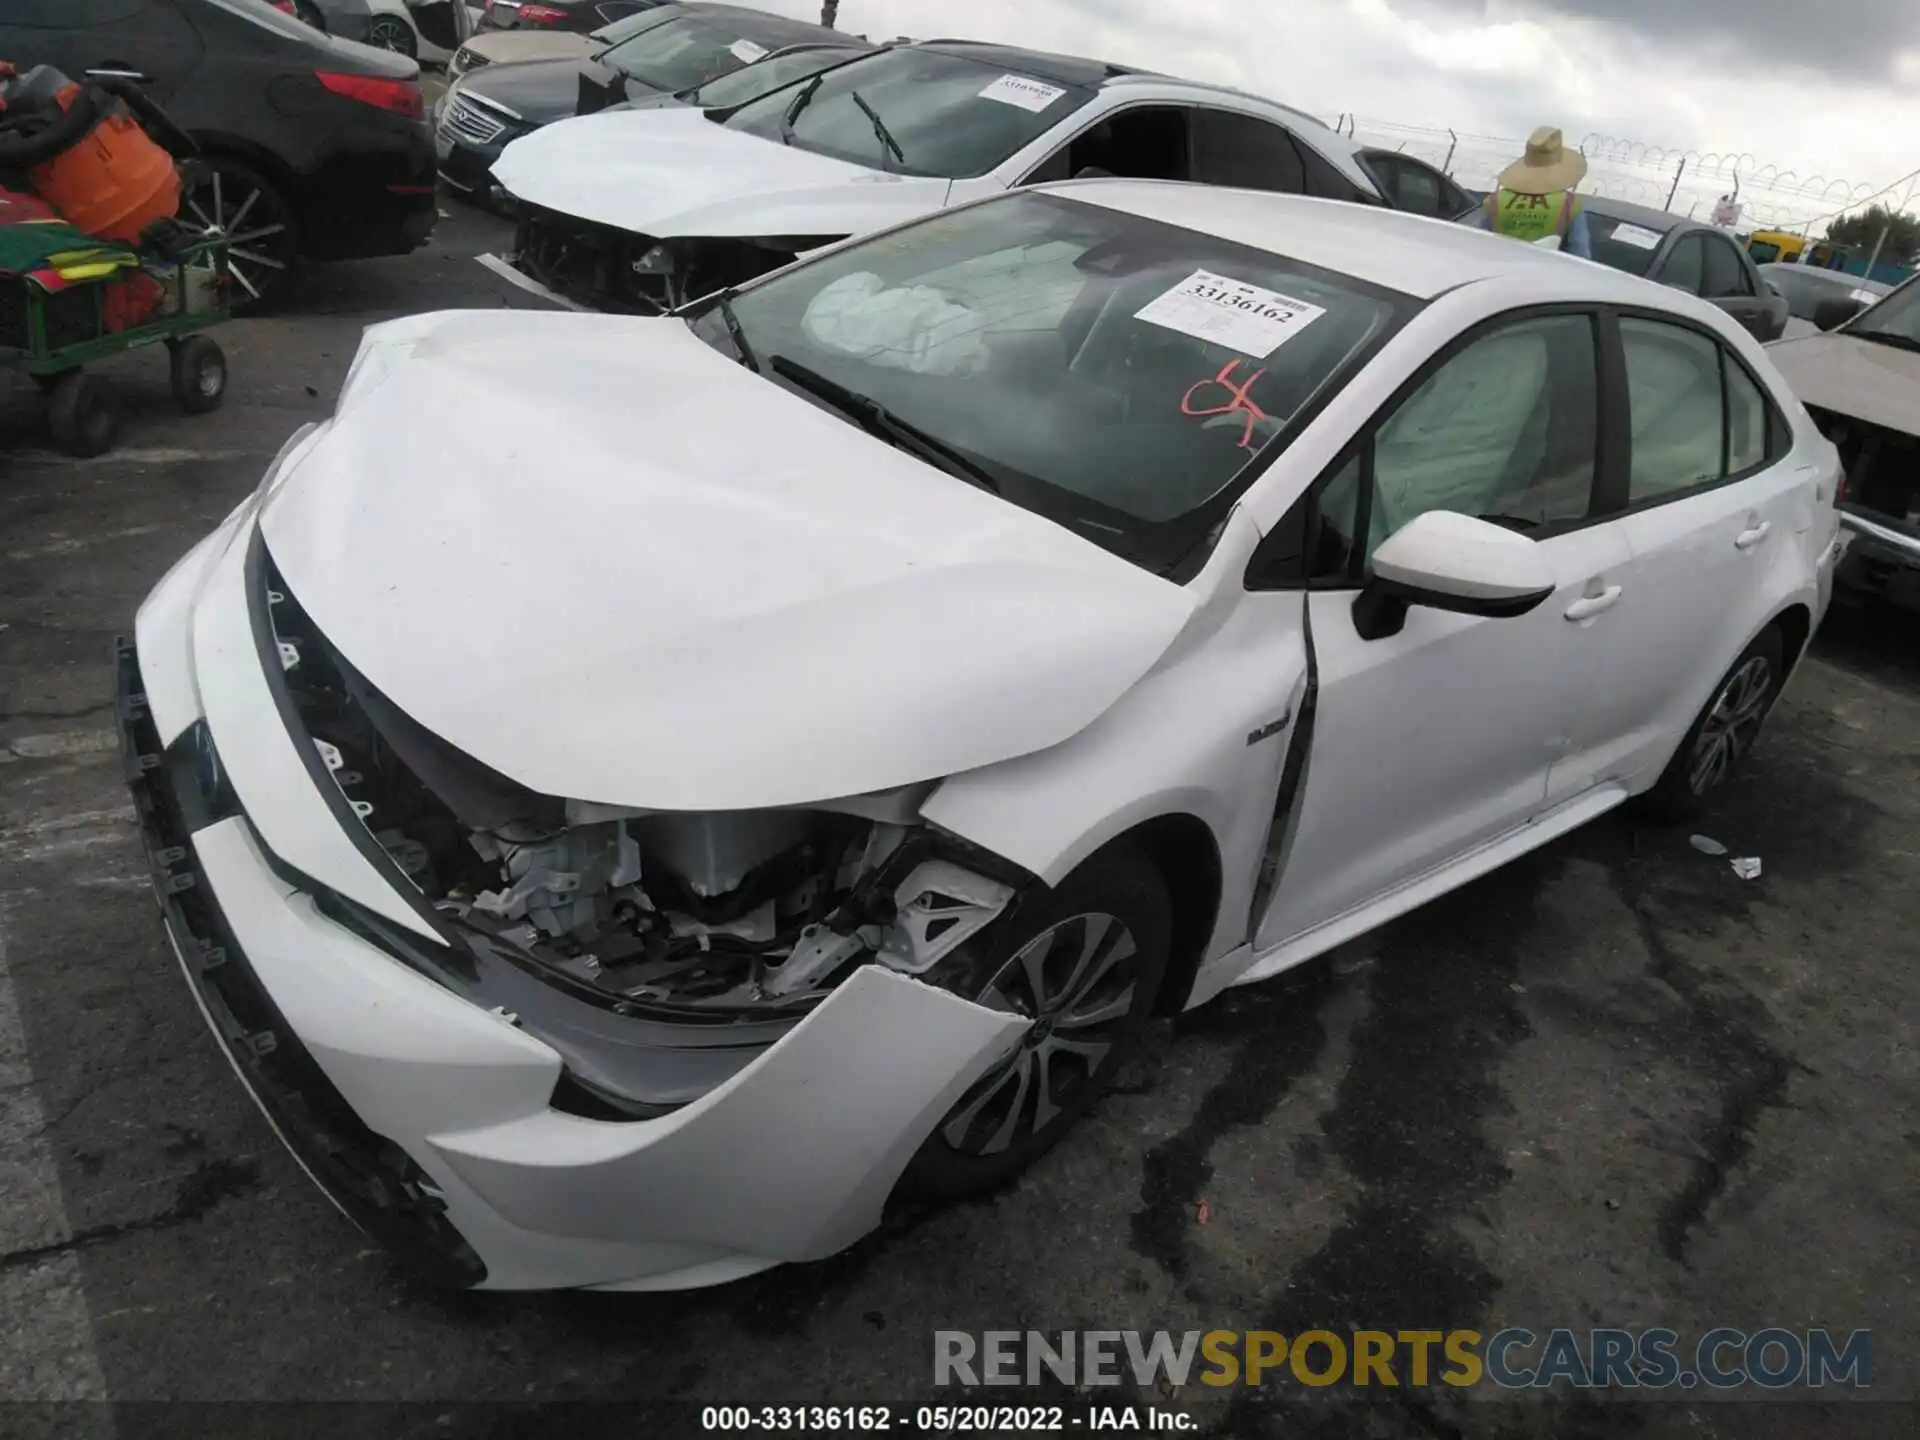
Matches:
[[1252, 309, 1632, 950], [1570, 311, 1807, 787], [73, 0, 203, 101]]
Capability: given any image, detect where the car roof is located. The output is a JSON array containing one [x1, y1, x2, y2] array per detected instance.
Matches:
[[1576, 196, 1695, 233], [912, 40, 1136, 89], [1047, 180, 1674, 301]]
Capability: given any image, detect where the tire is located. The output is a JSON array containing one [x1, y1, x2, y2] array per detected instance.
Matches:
[[903, 845, 1172, 1201], [180, 157, 300, 311], [169, 336, 228, 415], [46, 372, 120, 458], [1641, 626, 1786, 822], [30, 368, 73, 393], [366, 15, 419, 58], [294, 0, 326, 28]]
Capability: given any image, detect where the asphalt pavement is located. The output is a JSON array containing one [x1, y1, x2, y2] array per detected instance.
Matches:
[[1, 201, 1917, 1439]]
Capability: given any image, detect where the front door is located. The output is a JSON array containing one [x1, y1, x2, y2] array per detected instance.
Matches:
[[1256, 310, 1630, 949]]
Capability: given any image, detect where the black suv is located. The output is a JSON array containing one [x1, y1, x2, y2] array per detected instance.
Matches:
[[0, 0, 438, 303]]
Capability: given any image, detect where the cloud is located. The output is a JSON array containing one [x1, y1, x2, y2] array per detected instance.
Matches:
[[1508, 0, 1920, 84]]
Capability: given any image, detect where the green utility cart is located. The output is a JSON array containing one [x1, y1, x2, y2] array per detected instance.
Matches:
[[1, 234, 231, 457]]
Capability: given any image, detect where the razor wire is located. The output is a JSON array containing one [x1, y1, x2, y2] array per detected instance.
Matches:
[[1329, 114, 1894, 234]]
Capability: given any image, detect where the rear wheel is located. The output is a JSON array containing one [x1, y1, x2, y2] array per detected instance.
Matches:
[[168, 336, 228, 415], [1642, 626, 1786, 821], [182, 158, 299, 309], [365, 14, 419, 57], [904, 846, 1171, 1200]]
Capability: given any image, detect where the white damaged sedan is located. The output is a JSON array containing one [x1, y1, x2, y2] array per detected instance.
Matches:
[[122, 183, 1844, 1290]]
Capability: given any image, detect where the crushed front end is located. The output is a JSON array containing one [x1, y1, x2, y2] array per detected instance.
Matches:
[[1804, 401, 1920, 608], [506, 201, 822, 313], [121, 483, 1034, 1290]]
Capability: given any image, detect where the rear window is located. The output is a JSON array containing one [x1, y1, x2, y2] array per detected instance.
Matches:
[[1585, 211, 1668, 277]]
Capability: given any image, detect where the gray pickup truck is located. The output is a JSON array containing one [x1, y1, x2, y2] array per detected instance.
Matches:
[[1768, 274, 1920, 609]]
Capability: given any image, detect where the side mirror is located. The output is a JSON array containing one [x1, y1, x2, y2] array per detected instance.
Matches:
[[1812, 295, 1865, 331], [1352, 511, 1555, 641]]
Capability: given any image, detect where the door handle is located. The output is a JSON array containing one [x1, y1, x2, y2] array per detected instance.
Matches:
[[1735, 521, 1773, 550], [1564, 585, 1623, 621]]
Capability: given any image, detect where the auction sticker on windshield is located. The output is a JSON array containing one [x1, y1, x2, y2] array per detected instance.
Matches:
[[978, 74, 1068, 112], [1135, 270, 1327, 358], [730, 39, 770, 62], [1608, 222, 1663, 250]]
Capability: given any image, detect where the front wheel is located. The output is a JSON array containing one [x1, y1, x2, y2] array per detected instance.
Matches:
[[903, 846, 1171, 1201], [1642, 626, 1786, 821]]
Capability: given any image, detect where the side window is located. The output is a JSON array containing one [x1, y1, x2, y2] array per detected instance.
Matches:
[[1024, 107, 1194, 186], [1375, 157, 1448, 217], [1620, 317, 1723, 500], [1297, 314, 1600, 582], [1658, 236, 1706, 296], [1297, 142, 1374, 204], [1725, 357, 1772, 473], [1190, 110, 1306, 193], [1702, 238, 1752, 298]]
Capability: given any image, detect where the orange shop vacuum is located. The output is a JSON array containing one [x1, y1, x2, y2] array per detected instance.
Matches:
[[0, 64, 182, 243]]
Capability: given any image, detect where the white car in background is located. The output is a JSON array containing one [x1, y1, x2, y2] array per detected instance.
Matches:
[[123, 184, 1840, 1290], [483, 39, 1475, 312]]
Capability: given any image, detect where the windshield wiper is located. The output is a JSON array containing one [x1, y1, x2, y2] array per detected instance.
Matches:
[[710, 289, 758, 373], [768, 355, 999, 494], [779, 73, 825, 145], [1848, 328, 1920, 353], [848, 89, 905, 170]]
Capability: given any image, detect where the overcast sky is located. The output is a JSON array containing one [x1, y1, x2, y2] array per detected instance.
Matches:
[[760, 0, 1918, 221]]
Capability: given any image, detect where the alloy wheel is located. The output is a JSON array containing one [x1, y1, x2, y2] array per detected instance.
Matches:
[[366, 15, 418, 56], [1687, 654, 1774, 795], [184, 165, 296, 306], [941, 912, 1140, 1158]]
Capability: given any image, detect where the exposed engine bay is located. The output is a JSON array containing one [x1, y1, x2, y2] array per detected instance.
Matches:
[[262, 552, 1018, 1019], [509, 202, 840, 314]]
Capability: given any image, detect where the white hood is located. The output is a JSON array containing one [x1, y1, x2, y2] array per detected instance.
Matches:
[[490, 106, 954, 239], [258, 311, 1193, 812], [1766, 330, 1920, 437]]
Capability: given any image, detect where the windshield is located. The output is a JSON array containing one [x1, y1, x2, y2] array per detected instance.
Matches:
[[1842, 273, 1920, 346], [690, 192, 1414, 573], [725, 48, 1096, 179], [684, 46, 863, 107], [600, 15, 784, 92], [1583, 210, 1668, 278]]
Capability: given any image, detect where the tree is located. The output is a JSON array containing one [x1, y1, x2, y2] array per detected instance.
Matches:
[[820, 0, 839, 26], [1827, 203, 1920, 266]]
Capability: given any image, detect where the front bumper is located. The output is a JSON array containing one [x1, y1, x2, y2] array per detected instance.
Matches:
[[122, 500, 1026, 1290]]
